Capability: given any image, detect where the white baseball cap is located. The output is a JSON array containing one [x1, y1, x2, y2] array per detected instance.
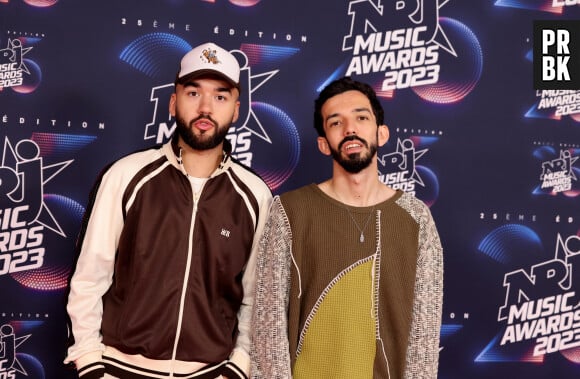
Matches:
[[176, 42, 240, 89]]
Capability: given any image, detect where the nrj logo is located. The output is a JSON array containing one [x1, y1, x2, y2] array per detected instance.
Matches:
[[540, 149, 578, 194], [0, 39, 31, 89], [378, 138, 427, 195], [0, 324, 30, 378], [0, 137, 71, 276], [342, 0, 456, 91], [498, 233, 580, 357]]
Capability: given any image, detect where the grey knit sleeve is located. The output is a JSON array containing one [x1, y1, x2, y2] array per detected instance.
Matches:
[[400, 195, 444, 379], [250, 197, 293, 379]]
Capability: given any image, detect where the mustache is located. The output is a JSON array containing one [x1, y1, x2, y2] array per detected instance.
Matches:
[[338, 135, 368, 150], [190, 114, 218, 128]]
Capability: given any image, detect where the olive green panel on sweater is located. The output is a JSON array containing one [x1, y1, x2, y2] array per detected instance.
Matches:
[[294, 260, 376, 379]]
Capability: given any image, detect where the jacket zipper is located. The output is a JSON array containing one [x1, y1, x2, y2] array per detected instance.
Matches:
[[169, 179, 200, 377]]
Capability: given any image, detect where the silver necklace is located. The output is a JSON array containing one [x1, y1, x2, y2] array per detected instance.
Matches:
[[330, 184, 377, 243], [344, 206, 375, 243]]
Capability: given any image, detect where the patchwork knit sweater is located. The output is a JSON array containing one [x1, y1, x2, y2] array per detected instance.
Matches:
[[251, 184, 443, 378]]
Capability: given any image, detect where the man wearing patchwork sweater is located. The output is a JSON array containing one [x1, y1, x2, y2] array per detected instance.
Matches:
[[250, 77, 443, 379]]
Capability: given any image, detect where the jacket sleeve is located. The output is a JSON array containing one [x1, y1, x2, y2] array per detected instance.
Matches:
[[226, 188, 274, 379], [404, 202, 444, 379], [250, 197, 293, 379], [64, 165, 124, 369]]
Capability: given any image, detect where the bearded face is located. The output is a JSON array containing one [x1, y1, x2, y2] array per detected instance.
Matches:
[[328, 134, 378, 174], [174, 106, 232, 151]]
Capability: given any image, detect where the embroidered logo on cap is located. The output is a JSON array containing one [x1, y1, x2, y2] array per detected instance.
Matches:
[[202, 48, 221, 65]]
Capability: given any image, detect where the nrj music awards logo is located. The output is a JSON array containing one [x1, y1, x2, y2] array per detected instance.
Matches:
[[378, 136, 440, 206], [341, 0, 482, 103], [497, 233, 580, 359], [533, 146, 579, 197], [379, 138, 427, 194], [0, 137, 73, 287], [0, 324, 30, 378], [534, 90, 580, 118], [0, 39, 30, 89], [540, 150, 578, 193]]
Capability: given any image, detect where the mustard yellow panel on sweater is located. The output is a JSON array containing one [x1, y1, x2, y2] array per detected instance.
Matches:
[[294, 261, 376, 379]]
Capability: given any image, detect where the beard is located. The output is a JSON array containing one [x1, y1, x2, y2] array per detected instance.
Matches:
[[175, 108, 231, 151], [329, 135, 377, 174]]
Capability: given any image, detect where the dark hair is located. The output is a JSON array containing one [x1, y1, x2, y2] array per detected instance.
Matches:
[[313, 76, 384, 137]]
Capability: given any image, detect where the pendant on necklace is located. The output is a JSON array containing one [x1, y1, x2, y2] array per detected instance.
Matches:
[[360, 233, 364, 243]]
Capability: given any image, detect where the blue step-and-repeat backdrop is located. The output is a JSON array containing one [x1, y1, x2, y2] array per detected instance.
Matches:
[[1, 1, 580, 378]]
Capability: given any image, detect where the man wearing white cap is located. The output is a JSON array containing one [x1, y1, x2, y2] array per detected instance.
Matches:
[[65, 42, 272, 379]]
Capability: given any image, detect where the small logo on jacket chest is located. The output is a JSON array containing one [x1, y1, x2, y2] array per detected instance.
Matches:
[[221, 228, 231, 238]]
